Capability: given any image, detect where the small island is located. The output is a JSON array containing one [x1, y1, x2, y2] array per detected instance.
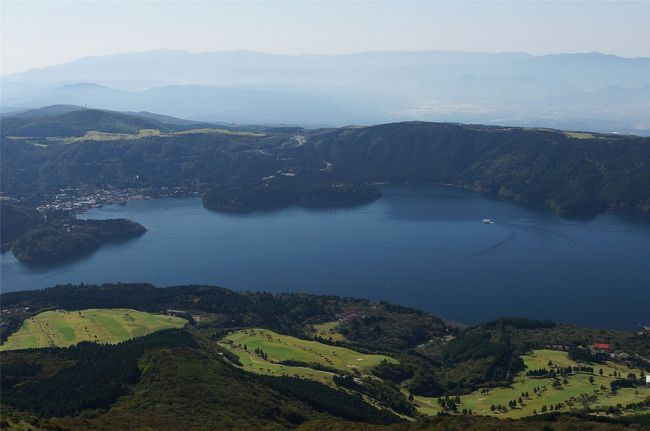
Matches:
[[11, 218, 146, 264]]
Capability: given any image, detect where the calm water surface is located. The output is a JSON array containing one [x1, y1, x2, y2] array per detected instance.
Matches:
[[2, 185, 649, 330]]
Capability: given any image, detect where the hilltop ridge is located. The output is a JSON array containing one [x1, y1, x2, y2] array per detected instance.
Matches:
[[0, 107, 219, 137], [2, 113, 649, 216]]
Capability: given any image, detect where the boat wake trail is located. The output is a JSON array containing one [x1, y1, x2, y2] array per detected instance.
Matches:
[[372, 231, 517, 256], [475, 231, 516, 255], [498, 222, 578, 245], [372, 245, 470, 256]]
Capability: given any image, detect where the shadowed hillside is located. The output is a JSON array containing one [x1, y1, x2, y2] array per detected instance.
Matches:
[[2, 117, 649, 215]]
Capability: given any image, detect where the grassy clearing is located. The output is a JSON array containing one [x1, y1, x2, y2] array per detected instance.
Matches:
[[6, 137, 49, 147], [40, 127, 266, 143], [564, 131, 596, 139], [523, 127, 555, 132], [414, 349, 649, 418], [0, 309, 186, 351], [219, 328, 395, 383], [309, 321, 348, 342], [50, 129, 163, 143], [174, 128, 265, 137]]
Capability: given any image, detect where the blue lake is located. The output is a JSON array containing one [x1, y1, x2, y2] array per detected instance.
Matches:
[[1, 185, 649, 330]]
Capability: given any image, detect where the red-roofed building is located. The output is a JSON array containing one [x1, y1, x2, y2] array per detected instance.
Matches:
[[592, 343, 610, 351]]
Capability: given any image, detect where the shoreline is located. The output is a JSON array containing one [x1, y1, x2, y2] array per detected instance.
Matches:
[[28, 181, 650, 222]]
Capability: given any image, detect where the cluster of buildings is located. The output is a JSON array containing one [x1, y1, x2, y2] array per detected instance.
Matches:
[[0, 307, 30, 328], [336, 311, 360, 322], [36, 187, 152, 213], [1, 307, 30, 315], [35, 186, 199, 214], [589, 342, 645, 364]]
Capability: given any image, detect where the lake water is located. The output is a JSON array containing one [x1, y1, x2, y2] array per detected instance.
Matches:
[[1, 185, 649, 330]]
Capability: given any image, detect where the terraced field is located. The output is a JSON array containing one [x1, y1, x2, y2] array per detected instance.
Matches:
[[219, 328, 396, 383], [415, 349, 649, 418], [0, 309, 187, 350]]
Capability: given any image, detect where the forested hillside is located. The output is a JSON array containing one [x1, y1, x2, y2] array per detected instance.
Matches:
[[0, 202, 43, 251], [2, 114, 649, 215], [10, 218, 146, 263], [1, 284, 648, 430], [1, 109, 171, 137], [303, 123, 650, 214]]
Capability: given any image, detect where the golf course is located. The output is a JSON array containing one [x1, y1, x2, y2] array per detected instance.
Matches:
[[219, 328, 396, 383], [0, 308, 187, 350], [415, 349, 649, 418]]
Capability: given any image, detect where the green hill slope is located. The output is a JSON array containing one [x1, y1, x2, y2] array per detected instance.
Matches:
[[0, 108, 171, 137], [0, 308, 186, 350], [0, 284, 648, 430]]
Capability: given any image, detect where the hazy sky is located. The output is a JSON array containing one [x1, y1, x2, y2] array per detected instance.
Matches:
[[1, 1, 649, 76]]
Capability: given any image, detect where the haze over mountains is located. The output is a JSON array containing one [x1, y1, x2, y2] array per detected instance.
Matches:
[[2, 49, 650, 134]]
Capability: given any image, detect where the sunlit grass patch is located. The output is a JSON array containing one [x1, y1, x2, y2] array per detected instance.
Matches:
[[219, 328, 395, 383], [1, 308, 187, 350], [415, 349, 649, 418], [310, 321, 348, 342], [564, 131, 596, 139], [174, 128, 265, 137]]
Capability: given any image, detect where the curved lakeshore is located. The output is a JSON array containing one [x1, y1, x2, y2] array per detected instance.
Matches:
[[2, 184, 648, 330]]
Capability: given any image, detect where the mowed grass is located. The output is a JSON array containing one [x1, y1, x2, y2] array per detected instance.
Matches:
[[219, 328, 396, 384], [0, 309, 187, 351], [415, 349, 649, 418]]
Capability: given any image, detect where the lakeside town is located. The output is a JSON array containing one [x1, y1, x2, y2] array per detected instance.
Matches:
[[33, 185, 201, 215]]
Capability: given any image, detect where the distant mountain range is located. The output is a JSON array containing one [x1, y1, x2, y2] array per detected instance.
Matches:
[[2, 50, 649, 134]]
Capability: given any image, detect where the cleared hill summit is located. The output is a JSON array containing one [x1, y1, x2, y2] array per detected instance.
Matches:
[[0, 107, 220, 137]]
